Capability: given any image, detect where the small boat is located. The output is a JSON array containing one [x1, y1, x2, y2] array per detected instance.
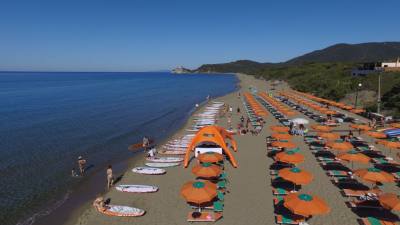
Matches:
[[146, 157, 183, 163], [132, 167, 166, 175], [145, 162, 180, 167], [116, 184, 158, 193], [100, 205, 145, 217]]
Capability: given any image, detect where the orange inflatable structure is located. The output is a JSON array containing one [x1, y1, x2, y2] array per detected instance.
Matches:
[[183, 126, 238, 168]]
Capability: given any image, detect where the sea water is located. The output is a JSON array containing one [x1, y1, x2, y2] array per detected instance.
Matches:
[[0, 72, 237, 225]]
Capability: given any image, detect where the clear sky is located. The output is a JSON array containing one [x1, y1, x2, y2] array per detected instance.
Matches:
[[0, 0, 399, 71]]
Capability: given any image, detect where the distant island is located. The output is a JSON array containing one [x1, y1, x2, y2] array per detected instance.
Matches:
[[171, 66, 193, 74]]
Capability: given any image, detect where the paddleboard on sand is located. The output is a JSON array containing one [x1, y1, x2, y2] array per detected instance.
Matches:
[[116, 184, 158, 193], [100, 205, 145, 217], [132, 167, 166, 175], [146, 157, 183, 163], [158, 150, 186, 155], [145, 162, 180, 168]]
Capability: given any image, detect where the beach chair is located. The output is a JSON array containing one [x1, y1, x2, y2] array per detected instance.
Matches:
[[217, 191, 224, 201], [359, 217, 397, 225], [187, 212, 222, 222], [275, 215, 305, 224], [317, 157, 339, 162], [273, 195, 284, 206], [272, 187, 296, 195], [347, 200, 383, 209], [327, 170, 351, 177], [217, 180, 226, 189], [342, 189, 381, 197], [213, 201, 224, 212]]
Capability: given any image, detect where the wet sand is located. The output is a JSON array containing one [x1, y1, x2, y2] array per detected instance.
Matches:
[[64, 74, 399, 225]]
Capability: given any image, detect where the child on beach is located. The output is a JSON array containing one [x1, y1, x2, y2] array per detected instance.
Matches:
[[107, 165, 114, 189]]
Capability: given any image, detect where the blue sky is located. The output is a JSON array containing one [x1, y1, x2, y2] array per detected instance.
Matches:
[[0, 0, 399, 71]]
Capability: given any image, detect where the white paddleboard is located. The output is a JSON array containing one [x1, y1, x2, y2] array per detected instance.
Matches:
[[145, 162, 180, 167], [159, 150, 186, 155], [146, 157, 183, 163], [101, 205, 145, 217], [132, 167, 166, 175], [116, 184, 158, 193]]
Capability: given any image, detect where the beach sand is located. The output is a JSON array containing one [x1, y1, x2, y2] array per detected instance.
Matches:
[[64, 74, 400, 225]]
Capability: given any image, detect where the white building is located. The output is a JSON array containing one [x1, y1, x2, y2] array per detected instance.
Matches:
[[381, 58, 400, 68]]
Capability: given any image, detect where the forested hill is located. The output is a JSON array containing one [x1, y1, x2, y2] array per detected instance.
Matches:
[[194, 42, 400, 73]]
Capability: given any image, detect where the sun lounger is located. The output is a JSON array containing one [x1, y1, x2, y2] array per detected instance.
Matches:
[[348, 200, 383, 209], [272, 188, 296, 195], [317, 157, 339, 162], [332, 177, 358, 184], [217, 181, 226, 189], [392, 172, 400, 179], [273, 195, 284, 205], [342, 189, 381, 197], [187, 212, 222, 222], [360, 217, 397, 225], [327, 170, 351, 177], [275, 215, 305, 224]]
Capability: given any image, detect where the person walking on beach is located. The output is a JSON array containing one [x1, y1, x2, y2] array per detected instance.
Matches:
[[143, 136, 150, 151], [78, 156, 86, 175], [107, 165, 114, 189]]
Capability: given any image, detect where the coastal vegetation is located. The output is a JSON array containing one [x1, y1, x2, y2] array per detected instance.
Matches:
[[195, 42, 400, 117]]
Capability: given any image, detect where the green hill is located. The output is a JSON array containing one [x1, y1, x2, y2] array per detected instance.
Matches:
[[193, 42, 400, 117]]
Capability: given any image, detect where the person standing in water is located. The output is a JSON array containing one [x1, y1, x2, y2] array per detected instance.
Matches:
[[107, 165, 114, 189], [143, 136, 150, 151], [78, 156, 86, 175]]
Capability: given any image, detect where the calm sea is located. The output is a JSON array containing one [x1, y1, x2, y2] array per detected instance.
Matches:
[[0, 72, 237, 225]]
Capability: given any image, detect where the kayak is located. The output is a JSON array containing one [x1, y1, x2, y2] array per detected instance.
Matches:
[[158, 150, 186, 155]]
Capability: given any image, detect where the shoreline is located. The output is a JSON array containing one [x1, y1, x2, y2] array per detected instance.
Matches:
[[28, 74, 240, 225]]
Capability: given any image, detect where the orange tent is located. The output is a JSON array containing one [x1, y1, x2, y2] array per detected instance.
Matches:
[[275, 151, 304, 164], [379, 193, 400, 211], [354, 168, 395, 183], [183, 126, 238, 168], [181, 180, 217, 204], [284, 193, 330, 217], [192, 163, 222, 178], [198, 152, 224, 163], [278, 167, 313, 185]]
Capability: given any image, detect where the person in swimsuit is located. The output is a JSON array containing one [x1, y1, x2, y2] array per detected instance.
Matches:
[[78, 156, 86, 175], [107, 165, 114, 189], [93, 196, 107, 212]]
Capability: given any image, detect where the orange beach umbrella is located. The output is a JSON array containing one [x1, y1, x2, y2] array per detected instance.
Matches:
[[366, 131, 387, 139], [278, 167, 313, 185], [337, 150, 370, 168], [181, 180, 217, 204], [272, 133, 292, 140], [326, 141, 353, 151], [191, 162, 222, 178], [284, 193, 330, 217], [198, 152, 224, 163], [270, 125, 290, 132], [272, 141, 296, 149], [379, 193, 400, 211], [354, 168, 395, 183], [275, 151, 304, 164], [311, 125, 332, 132], [380, 141, 400, 149], [318, 132, 340, 140]]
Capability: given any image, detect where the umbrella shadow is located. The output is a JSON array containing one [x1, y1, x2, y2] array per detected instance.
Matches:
[[270, 162, 292, 171], [271, 178, 301, 190], [113, 174, 124, 185], [352, 208, 399, 222], [274, 201, 306, 220], [321, 162, 351, 172], [336, 181, 370, 190], [374, 164, 400, 173], [361, 151, 385, 159], [314, 151, 336, 158]]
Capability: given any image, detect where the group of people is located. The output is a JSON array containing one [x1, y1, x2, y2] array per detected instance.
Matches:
[[71, 155, 114, 189], [289, 122, 306, 136]]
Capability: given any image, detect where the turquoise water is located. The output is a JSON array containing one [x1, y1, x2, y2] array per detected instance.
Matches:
[[0, 72, 237, 225]]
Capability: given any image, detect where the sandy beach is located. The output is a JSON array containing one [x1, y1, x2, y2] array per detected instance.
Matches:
[[63, 74, 400, 225]]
